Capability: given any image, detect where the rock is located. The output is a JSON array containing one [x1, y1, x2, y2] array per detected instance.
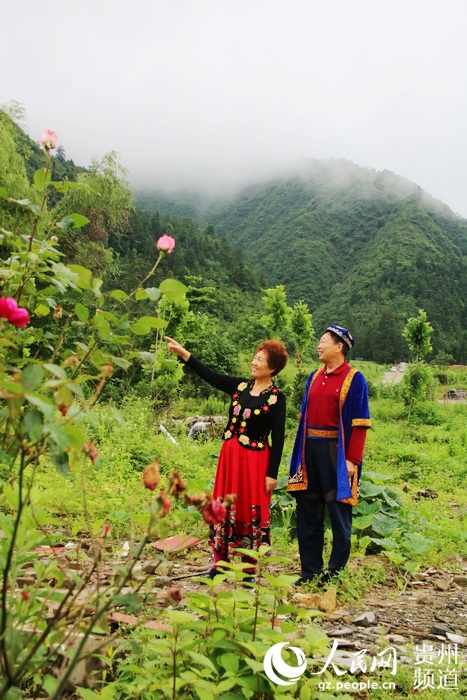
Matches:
[[453, 575, 467, 587], [143, 560, 174, 576], [318, 587, 337, 614], [416, 595, 431, 605], [430, 623, 453, 636], [446, 633, 467, 645], [293, 592, 322, 609], [433, 578, 451, 591], [327, 626, 356, 636], [412, 572, 427, 581], [152, 576, 174, 587], [352, 612, 376, 626]]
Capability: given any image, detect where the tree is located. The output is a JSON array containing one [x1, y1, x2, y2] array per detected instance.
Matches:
[[402, 308, 433, 362], [401, 309, 434, 421], [261, 285, 291, 337], [290, 301, 314, 367]]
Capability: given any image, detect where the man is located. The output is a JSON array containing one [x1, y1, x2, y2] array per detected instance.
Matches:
[[287, 324, 371, 584]]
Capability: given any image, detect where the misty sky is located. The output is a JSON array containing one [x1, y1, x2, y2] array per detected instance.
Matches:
[[2, 0, 467, 216]]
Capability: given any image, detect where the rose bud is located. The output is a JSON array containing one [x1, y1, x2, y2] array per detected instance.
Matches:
[[21, 590, 29, 602], [156, 234, 175, 254], [83, 441, 99, 465], [157, 491, 172, 517], [168, 469, 187, 499], [166, 586, 183, 603], [143, 460, 160, 491], [185, 492, 206, 508]]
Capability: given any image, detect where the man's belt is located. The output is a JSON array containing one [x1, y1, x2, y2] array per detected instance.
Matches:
[[307, 427, 338, 438]]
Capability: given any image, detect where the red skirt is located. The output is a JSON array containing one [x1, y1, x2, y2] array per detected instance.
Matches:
[[209, 438, 271, 559]]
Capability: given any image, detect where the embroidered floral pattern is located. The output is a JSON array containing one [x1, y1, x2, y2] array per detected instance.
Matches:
[[238, 434, 250, 445], [243, 408, 251, 419], [209, 503, 271, 557], [237, 382, 248, 391], [267, 394, 278, 405], [224, 430, 232, 439], [233, 405, 241, 415]]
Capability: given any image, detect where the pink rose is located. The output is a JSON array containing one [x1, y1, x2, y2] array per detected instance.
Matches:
[[243, 409, 251, 419], [39, 130, 58, 151], [0, 297, 30, 328], [157, 234, 176, 254], [8, 307, 30, 328], [0, 297, 18, 317]]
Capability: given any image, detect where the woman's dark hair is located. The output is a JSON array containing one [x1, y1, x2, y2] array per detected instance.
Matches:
[[255, 340, 288, 376], [328, 331, 349, 357]]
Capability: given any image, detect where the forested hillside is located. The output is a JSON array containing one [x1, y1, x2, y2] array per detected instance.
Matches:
[[136, 160, 467, 363]]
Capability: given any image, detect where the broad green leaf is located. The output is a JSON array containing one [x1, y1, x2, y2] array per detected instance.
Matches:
[[33, 168, 52, 191], [51, 448, 70, 476], [74, 303, 89, 322], [93, 314, 111, 339], [92, 277, 103, 295], [25, 392, 55, 417], [7, 197, 42, 215], [49, 181, 95, 193], [364, 471, 393, 483], [383, 550, 405, 565], [218, 653, 239, 674], [54, 386, 73, 410], [145, 287, 161, 301], [187, 651, 217, 675], [43, 364, 67, 379], [135, 289, 149, 300], [359, 481, 385, 498], [63, 425, 87, 449], [110, 289, 129, 301], [20, 365, 44, 391], [352, 514, 374, 530], [0, 186, 8, 198], [68, 264, 92, 290], [110, 355, 132, 370], [159, 278, 188, 301], [371, 512, 398, 536], [130, 316, 168, 336], [22, 409, 44, 441], [34, 303, 50, 317], [56, 213, 90, 230], [45, 423, 70, 451]]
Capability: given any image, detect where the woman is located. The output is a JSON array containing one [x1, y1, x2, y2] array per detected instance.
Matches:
[[165, 336, 288, 579]]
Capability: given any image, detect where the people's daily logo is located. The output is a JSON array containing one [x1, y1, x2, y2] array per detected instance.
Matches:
[[263, 642, 307, 686]]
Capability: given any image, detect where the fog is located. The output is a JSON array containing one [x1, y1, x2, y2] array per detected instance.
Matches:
[[2, 0, 467, 216]]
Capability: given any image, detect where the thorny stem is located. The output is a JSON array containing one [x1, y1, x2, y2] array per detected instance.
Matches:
[[0, 447, 26, 683], [129, 251, 164, 297], [15, 155, 51, 304], [171, 626, 179, 700], [71, 339, 98, 379]]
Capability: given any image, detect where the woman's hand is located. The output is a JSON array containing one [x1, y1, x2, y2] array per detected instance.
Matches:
[[165, 336, 191, 362], [265, 477, 277, 493], [346, 460, 356, 478]]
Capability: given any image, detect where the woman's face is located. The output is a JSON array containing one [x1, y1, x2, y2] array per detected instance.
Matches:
[[251, 350, 272, 381]]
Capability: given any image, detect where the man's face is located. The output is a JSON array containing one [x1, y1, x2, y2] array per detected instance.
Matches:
[[317, 332, 342, 364]]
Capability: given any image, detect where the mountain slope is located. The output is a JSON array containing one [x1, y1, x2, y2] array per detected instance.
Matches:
[[136, 160, 467, 362]]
